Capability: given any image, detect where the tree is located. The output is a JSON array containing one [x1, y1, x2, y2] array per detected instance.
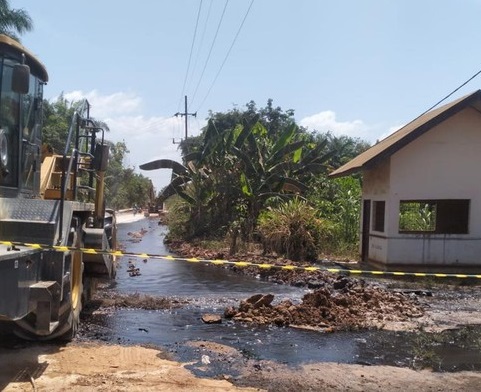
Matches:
[[307, 175, 362, 254], [0, 0, 33, 41], [180, 99, 297, 159], [42, 96, 77, 153], [323, 132, 371, 169], [142, 104, 332, 243], [104, 140, 128, 208], [144, 99, 372, 258]]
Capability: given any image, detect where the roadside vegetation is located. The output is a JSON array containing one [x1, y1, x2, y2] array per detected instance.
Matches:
[[153, 100, 370, 261], [42, 95, 369, 261]]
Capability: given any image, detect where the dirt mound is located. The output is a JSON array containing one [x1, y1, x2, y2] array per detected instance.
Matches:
[[168, 240, 425, 331], [225, 276, 424, 331]]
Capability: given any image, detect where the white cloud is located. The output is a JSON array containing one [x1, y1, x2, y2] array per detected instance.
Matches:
[[300, 110, 405, 144], [63, 90, 142, 117], [300, 110, 367, 138]]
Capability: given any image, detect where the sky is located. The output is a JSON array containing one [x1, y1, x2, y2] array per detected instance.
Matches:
[[12, 0, 481, 191]]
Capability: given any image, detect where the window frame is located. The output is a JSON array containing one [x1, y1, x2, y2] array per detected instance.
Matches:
[[372, 200, 386, 233], [398, 199, 470, 235]]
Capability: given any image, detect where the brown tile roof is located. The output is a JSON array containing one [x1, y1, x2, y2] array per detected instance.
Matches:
[[329, 89, 481, 178]]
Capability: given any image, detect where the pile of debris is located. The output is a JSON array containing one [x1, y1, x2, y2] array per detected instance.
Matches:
[[224, 276, 424, 331], [169, 240, 426, 331]]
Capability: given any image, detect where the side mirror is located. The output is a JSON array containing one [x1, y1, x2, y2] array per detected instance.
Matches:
[[12, 64, 30, 94], [93, 144, 110, 172]]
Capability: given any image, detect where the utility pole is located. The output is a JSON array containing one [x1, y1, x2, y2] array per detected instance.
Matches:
[[173, 95, 196, 143]]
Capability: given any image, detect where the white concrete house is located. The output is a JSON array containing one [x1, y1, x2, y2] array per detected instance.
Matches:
[[330, 90, 481, 270]]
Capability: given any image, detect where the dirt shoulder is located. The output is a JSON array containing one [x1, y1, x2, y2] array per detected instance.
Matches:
[[0, 342, 259, 392], [2, 341, 481, 392], [115, 209, 148, 225]]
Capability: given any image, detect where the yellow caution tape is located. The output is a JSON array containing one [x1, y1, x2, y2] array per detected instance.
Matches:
[[1, 239, 480, 279]]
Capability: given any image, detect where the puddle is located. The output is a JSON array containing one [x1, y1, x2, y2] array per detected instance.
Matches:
[[79, 305, 481, 373]]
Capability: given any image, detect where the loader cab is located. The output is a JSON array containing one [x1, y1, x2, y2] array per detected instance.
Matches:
[[0, 34, 48, 198]]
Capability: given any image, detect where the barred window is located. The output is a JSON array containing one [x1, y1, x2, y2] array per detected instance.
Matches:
[[399, 200, 469, 234]]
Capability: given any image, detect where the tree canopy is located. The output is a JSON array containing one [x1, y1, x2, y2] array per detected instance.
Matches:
[[142, 100, 370, 254], [0, 0, 33, 41]]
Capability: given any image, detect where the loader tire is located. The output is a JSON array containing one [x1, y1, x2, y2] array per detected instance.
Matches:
[[55, 225, 84, 341]]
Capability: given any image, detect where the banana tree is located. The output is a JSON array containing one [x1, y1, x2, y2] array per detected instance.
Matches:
[[228, 120, 333, 240], [140, 115, 334, 243]]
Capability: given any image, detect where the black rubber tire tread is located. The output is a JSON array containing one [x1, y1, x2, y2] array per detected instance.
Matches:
[[55, 224, 84, 341]]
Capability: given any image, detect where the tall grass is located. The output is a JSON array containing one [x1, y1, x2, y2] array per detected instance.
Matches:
[[257, 198, 335, 261]]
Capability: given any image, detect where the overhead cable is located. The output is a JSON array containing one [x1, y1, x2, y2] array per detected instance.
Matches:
[[195, 0, 255, 113], [185, 0, 214, 95], [178, 0, 203, 111], [407, 67, 481, 127], [190, 0, 229, 105]]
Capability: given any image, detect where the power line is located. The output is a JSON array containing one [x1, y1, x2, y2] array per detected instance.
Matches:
[[195, 0, 255, 113], [190, 0, 229, 105], [408, 68, 481, 126], [178, 0, 203, 111], [185, 0, 214, 95]]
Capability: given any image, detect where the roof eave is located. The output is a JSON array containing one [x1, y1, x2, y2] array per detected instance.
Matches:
[[328, 90, 481, 179], [329, 166, 361, 178]]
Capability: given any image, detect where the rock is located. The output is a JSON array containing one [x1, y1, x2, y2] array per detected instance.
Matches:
[[224, 306, 237, 318], [307, 280, 325, 289], [333, 277, 350, 290], [201, 314, 222, 324], [239, 294, 275, 312], [245, 294, 264, 304], [225, 281, 425, 331], [253, 294, 274, 308]]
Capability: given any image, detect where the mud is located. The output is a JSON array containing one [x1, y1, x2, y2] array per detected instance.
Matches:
[[3, 278, 480, 391], [168, 240, 430, 332], [225, 277, 424, 331], [4, 231, 481, 391], [83, 290, 188, 311]]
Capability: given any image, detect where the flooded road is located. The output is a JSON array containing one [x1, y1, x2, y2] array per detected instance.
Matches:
[[82, 216, 481, 372], [114, 217, 305, 302]]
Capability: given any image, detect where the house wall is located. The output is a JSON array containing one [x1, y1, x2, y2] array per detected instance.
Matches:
[[361, 160, 390, 264], [383, 107, 481, 266]]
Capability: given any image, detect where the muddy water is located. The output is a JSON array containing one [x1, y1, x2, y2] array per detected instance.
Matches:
[[114, 219, 303, 301], [84, 216, 481, 372]]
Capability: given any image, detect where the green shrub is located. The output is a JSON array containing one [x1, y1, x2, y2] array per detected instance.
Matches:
[[164, 197, 191, 241], [257, 198, 334, 261], [307, 175, 361, 257]]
